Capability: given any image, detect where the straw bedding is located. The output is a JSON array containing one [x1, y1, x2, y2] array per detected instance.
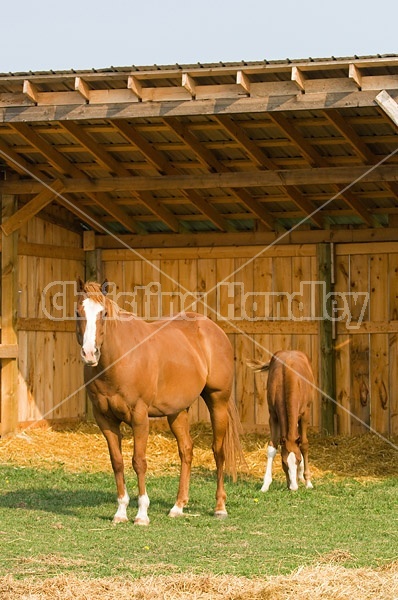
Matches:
[[0, 422, 397, 481], [1, 561, 397, 600]]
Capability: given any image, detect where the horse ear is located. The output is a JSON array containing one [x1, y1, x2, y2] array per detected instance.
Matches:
[[101, 279, 109, 296], [76, 277, 85, 293]]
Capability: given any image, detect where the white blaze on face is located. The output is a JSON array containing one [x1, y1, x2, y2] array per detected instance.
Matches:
[[287, 452, 298, 491], [82, 298, 103, 364]]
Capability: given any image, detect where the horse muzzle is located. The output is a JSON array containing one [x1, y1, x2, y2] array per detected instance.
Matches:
[[81, 347, 100, 366]]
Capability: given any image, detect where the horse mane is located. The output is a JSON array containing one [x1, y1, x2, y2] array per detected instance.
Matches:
[[82, 281, 130, 319]]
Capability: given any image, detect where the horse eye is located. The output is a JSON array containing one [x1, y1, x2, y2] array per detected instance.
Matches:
[[103, 310, 108, 318]]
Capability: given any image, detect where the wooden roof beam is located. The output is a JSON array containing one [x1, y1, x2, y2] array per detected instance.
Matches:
[[324, 109, 375, 163], [2, 180, 65, 235], [75, 77, 91, 102], [9, 122, 83, 178], [62, 120, 129, 176], [10, 122, 144, 234], [324, 108, 398, 200], [214, 115, 276, 170], [164, 116, 275, 230], [182, 73, 196, 98], [2, 165, 397, 194], [23, 80, 39, 104], [349, 63, 362, 90], [268, 113, 377, 226], [283, 187, 324, 228], [127, 75, 143, 101], [0, 136, 104, 233], [112, 119, 228, 231], [213, 115, 321, 227], [376, 90, 398, 127], [291, 67, 306, 93], [164, 117, 222, 172], [236, 71, 251, 95], [87, 192, 146, 234]]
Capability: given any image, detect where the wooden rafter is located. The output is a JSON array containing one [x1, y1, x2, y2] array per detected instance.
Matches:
[[4, 123, 144, 234], [0, 136, 103, 234], [57, 124, 146, 231], [268, 113, 378, 227], [214, 115, 323, 228], [165, 116, 277, 230], [112, 119, 229, 231], [324, 109, 398, 200]]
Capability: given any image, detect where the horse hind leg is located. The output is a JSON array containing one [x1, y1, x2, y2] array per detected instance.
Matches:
[[167, 410, 193, 518], [202, 390, 229, 518]]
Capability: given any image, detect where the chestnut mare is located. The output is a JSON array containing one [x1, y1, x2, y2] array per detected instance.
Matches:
[[249, 350, 314, 492], [75, 280, 243, 525]]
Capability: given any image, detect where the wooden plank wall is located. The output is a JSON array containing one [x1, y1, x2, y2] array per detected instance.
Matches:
[[102, 244, 320, 433], [17, 217, 85, 426], [334, 242, 398, 436]]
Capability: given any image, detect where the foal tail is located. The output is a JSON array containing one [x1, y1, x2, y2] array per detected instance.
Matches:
[[246, 358, 271, 373], [224, 396, 247, 482]]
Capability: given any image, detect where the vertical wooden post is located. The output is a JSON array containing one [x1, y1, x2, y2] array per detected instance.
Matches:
[[84, 230, 102, 282], [1, 194, 19, 436], [83, 230, 102, 421], [318, 243, 335, 435]]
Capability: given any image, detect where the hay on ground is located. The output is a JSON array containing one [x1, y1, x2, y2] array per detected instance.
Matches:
[[1, 561, 398, 600], [0, 422, 397, 482]]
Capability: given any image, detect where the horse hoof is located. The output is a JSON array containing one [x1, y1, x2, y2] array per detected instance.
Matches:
[[305, 481, 314, 489], [214, 510, 228, 519], [112, 516, 128, 524], [168, 507, 184, 518], [134, 518, 150, 526]]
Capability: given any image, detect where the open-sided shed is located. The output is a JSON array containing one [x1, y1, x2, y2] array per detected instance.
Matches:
[[0, 54, 398, 437]]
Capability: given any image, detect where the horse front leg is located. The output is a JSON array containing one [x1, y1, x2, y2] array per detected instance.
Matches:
[[93, 407, 129, 524], [132, 409, 150, 525], [167, 410, 193, 517]]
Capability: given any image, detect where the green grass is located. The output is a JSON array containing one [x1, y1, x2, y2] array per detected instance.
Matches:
[[0, 465, 397, 580]]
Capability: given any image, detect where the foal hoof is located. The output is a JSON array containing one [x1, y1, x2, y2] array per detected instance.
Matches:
[[134, 517, 150, 526], [214, 510, 228, 519]]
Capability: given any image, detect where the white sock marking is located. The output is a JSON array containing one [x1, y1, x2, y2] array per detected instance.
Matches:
[[113, 488, 130, 522], [261, 445, 277, 492], [135, 492, 150, 524], [287, 452, 298, 491]]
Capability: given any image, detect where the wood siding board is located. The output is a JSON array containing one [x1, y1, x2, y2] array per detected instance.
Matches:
[[1, 194, 19, 435]]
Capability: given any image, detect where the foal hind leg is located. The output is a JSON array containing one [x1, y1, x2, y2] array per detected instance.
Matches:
[[93, 407, 129, 524], [203, 390, 229, 518], [261, 412, 279, 492], [167, 410, 193, 517], [298, 415, 313, 489]]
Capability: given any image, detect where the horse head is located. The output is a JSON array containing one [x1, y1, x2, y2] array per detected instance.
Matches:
[[76, 278, 109, 367]]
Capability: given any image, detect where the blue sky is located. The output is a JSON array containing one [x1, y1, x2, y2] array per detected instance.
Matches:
[[1, 0, 397, 72]]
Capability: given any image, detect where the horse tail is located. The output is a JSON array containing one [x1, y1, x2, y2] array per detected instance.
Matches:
[[223, 395, 248, 482], [246, 358, 271, 373]]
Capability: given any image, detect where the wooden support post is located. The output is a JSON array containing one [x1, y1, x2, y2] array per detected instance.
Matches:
[[1, 194, 19, 436], [317, 243, 335, 435]]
